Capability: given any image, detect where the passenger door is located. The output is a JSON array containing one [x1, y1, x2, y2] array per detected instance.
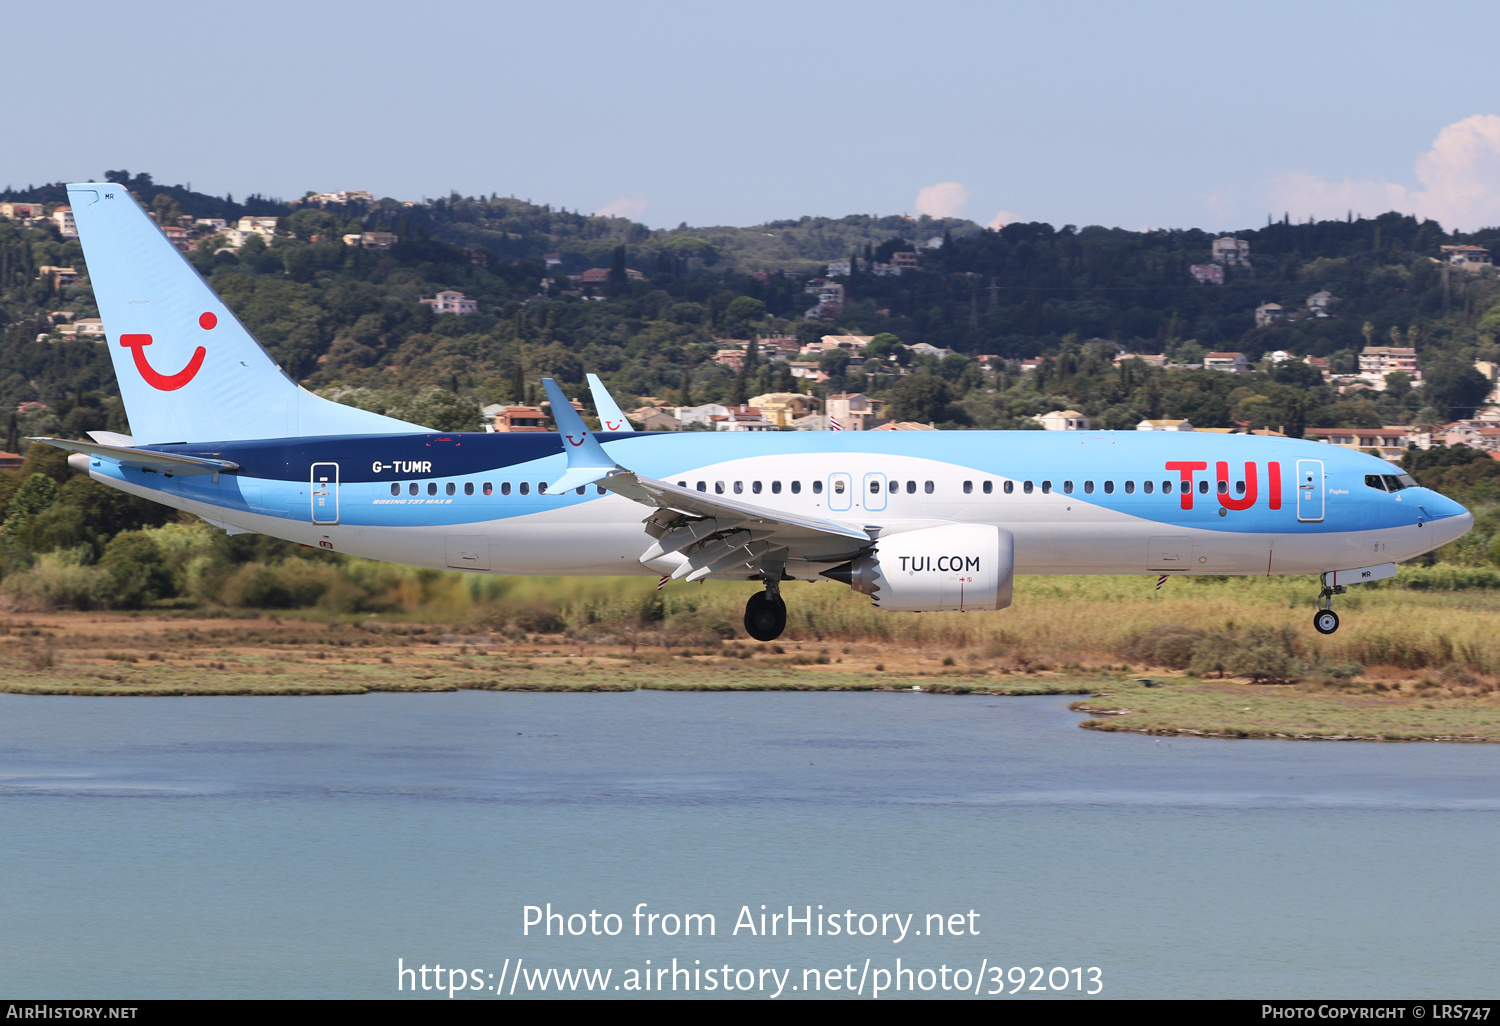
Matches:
[[1296, 459, 1324, 522], [311, 462, 339, 524]]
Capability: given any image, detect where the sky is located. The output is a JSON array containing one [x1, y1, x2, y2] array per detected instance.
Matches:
[[15, 0, 1500, 233]]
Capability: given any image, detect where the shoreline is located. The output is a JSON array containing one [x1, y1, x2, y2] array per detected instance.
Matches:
[[3, 612, 1500, 743]]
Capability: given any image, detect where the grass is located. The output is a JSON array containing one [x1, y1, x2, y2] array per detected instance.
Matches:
[[8, 572, 1500, 742], [1073, 676, 1500, 743]]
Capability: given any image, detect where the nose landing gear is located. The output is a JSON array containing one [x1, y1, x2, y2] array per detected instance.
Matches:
[[1313, 577, 1346, 635], [744, 578, 787, 642]]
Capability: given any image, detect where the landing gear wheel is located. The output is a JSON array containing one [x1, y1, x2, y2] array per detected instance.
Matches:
[[1313, 609, 1340, 635], [744, 592, 787, 642]]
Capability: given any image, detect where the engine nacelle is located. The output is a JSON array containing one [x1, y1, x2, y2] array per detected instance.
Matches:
[[823, 524, 1014, 612]]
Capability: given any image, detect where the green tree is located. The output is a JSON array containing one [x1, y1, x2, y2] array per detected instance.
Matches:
[[1422, 361, 1490, 420], [2, 473, 59, 537]]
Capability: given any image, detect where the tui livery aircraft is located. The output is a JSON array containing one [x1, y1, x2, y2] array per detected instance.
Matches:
[[38, 183, 1473, 641]]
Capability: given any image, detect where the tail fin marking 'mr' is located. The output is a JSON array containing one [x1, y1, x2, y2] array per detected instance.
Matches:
[[67, 183, 423, 444]]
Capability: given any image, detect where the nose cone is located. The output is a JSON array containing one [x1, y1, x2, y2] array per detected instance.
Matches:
[[1423, 491, 1472, 549]]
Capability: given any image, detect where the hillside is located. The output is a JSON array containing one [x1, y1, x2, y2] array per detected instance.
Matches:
[[1, 169, 1498, 452]]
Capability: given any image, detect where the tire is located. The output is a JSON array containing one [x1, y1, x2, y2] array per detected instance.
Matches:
[[744, 592, 788, 642], [1313, 609, 1340, 635]]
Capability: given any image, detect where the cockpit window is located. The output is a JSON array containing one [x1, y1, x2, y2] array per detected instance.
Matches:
[[1365, 474, 1388, 491], [1366, 473, 1417, 492]]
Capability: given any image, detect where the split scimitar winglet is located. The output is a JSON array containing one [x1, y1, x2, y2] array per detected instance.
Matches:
[[543, 377, 622, 493]]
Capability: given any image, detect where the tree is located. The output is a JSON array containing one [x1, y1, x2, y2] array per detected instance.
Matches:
[[1422, 361, 1491, 420], [883, 375, 958, 424]]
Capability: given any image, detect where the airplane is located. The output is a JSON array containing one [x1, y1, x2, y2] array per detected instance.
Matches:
[[35, 182, 1473, 642]]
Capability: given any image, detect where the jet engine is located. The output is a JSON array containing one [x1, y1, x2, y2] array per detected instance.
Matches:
[[822, 524, 1014, 612]]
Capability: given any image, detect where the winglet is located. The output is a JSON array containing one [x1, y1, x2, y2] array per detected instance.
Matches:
[[587, 373, 633, 433], [543, 377, 619, 492]]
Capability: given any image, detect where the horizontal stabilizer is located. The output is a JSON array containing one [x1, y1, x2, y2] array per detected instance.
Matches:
[[31, 437, 239, 476]]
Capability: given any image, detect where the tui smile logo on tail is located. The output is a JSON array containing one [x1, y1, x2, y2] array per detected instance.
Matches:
[[117, 312, 215, 391]]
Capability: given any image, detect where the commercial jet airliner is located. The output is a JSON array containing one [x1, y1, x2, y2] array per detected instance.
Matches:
[[37, 183, 1473, 641]]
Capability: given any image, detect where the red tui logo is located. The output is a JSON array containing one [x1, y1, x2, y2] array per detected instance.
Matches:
[[117, 312, 215, 391]]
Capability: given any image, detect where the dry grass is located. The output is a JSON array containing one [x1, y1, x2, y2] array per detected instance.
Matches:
[[7, 574, 1500, 741]]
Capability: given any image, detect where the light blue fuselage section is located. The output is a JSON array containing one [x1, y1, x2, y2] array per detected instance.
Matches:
[[86, 430, 1471, 580]]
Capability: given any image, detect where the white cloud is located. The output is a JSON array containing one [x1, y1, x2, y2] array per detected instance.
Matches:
[[986, 209, 1022, 229], [915, 182, 970, 219], [595, 191, 648, 220], [1263, 115, 1500, 231]]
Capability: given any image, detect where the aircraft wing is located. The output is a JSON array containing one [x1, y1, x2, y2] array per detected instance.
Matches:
[[540, 378, 869, 582], [31, 437, 240, 476]]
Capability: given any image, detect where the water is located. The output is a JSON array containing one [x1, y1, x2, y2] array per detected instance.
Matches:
[[2, 690, 1497, 998]]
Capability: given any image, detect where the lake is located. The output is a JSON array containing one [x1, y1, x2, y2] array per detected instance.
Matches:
[[3, 690, 1497, 998]]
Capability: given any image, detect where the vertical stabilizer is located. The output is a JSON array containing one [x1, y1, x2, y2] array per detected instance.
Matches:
[[67, 183, 424, 443]]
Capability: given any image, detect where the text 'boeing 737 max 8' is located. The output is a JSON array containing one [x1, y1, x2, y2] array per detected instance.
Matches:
[[35, 183, 1473, 641]]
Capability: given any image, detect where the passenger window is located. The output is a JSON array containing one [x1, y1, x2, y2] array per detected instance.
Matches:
[[446, 482, 456, 496], [1235, 480, 1245, 495], [831, 480, 842, 494], [753, 481, 762, 494], [871, 479, 881, 494], [538, 482, 547, 494], [963, 480, 973, 494], [1084, 481, 1095, 494], [427, 482, 437, 496], [483, 482, 493, 496], [1143, 480, 1154, 494], [678, 481, 687, 488], [464, 482, 474, 496], [791, 481, 801, 494], [1104, 481, 1114, 494], [596, 485, 605, 494], [519, 482, 529, 495], [772, 481, 782, 494], [924, 481, 934, 494], [1126, 481, 1136, 494], [697, 481, 706, 492], [1023, 481, 1033, 494], [906, 480, 916, 494], [1004, 481, 1014, 494], [501, 482, 510, 495], [1198, 480, 1209, 494], [888, 480, 898, 492], [1162, 480, 1172, 493], [734, 481, 743, 494], [1063, 481, 1073, 494], [1217, 480, 1227, 494], [408, 483, 418, 496], [575, 486, 585, 495], [715, 481, 724, 494], [983, 481, 992, 494], [1041, 480, 1051, 494], [813, 480, 823, 494], [390, 483, 399, 496]]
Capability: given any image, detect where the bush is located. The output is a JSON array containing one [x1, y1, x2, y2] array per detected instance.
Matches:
[[0, 553, 113, 611], [1117, 623, 1205, 669], [215, 561, 334, 609], [99, 531, 176, 608]]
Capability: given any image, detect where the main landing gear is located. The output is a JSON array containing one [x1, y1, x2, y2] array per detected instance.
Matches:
[[744, 579, 788, 642], [1313, 577, 1346, 635]]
